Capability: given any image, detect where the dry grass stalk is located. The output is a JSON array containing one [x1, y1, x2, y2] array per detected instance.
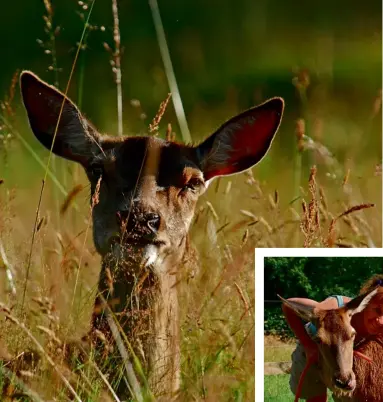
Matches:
[[111, 0, 123, 136], [372, 89, 382, 118], [241, 229, 249, 247], [300, 166, 321, 247], [36, 325, 61, 346], [240, 210, 257, 220], [87, 359, 122, 402], [149, 92, 172, 134], [342, 168, 350, 187], [319, 185, 328, 211], [326, 203, 375, 247], [206, 201, 219, 221], [274, 190, 279, 206], [100, 297, 147, 402], [22, 2, 95, 312], [0, 239, 16, 296], [1, 308, 82, 402], [35, 216, 46, 233], [225, 181, 232, 195], [0, 70, 19, 118], [299, 164, 376, 248], [336, 203, 375, 220], [0, 365, 44, 402], [60, 184, 84, 215], [70, 177, 102, 311], [41, 0, 60, 87], [268, 193, 277, 209], [165, 123, 176, 142], [92, 177, 102, 208], [233, 282, 250, 320], [326, 218, 337, 248], [296, 118, 305, 152], [259, 217, 273, 233], [375, 164, 382, 176]]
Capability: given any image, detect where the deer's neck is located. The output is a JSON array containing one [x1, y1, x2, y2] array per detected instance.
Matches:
[[92, 236, 190, 396]]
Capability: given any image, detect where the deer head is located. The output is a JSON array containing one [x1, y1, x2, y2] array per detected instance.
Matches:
[[280, 288, 379, 396], [20, 71, 284, 267]]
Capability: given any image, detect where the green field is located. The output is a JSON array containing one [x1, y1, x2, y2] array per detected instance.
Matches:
[[265, 374, 336, 402]]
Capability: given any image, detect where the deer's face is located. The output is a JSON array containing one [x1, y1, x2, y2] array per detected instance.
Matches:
[[281, 288, 379, 397], [314, 310, 357, 394], [87, 136, 207, 261], [20, 71, 284, 264]]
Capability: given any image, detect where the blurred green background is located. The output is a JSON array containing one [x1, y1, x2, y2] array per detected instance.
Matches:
[[264, 257, 383, 336], [0, 0, 381, 217]]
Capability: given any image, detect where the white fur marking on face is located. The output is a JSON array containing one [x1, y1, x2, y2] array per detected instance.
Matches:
[[143, 245, 158, 267]]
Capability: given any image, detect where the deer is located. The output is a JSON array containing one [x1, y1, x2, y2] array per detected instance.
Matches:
[[280, 288, 383, 402], [20, 70, 284, 399]]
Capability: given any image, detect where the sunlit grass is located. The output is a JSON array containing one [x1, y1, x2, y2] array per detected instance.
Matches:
[[0, 0, 381, 400]]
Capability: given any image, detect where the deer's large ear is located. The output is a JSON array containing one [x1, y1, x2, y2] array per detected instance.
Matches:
[[195, 97, 284, 181], [345, 288, 379, 317], [278, 295, 316, 322], [20, 71, 102, 166]]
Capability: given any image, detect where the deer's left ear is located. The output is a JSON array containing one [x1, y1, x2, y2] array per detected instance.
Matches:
[[345, 287, 379, 317], [20, 71, 102, 167], [195, 97, 284, 181]]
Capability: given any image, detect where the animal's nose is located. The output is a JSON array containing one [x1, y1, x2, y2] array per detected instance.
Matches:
[[116, 209, 160, 235], [333, 374, 356, 391], [146, 213, 160, 234]]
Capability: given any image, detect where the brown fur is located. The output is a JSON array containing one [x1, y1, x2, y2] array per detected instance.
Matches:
[[342, 336, 383, 402], [20, 71, 284, 399], [282, 290, 381, 401]]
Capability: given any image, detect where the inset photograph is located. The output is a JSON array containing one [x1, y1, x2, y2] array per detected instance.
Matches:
[[262, 254, 383, 402]]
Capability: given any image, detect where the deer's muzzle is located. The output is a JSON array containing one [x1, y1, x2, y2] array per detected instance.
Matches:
[[117, 208, 162, 242], [333, 373, 356, 392]]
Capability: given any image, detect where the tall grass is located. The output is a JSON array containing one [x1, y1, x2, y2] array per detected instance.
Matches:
[[0, 1, 381, 401]]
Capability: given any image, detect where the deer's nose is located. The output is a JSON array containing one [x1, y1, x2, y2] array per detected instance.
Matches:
[[117, 209, 161, 237], [146, 213, 161, 234], [333, 375, 356, 391]]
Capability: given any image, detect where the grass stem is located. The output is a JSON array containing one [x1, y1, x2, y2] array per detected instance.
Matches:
[[112, 0, 123, 137], [149, 0, 191, 143], [21, 0, 96, 314]]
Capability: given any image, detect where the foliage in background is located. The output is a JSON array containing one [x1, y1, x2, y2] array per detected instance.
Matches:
[[264, 257, 383, 337]]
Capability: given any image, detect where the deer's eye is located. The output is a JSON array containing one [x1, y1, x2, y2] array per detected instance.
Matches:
[[182, 177, 203, 193], [374, 307, 382, 315], [312, 334, 322, 344], [89, 164, 104, 178]]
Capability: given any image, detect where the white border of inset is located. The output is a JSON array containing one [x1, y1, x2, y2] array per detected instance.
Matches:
[[255, 248, 383, 401]]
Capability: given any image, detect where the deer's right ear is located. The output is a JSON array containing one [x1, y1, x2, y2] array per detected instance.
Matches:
[[195, 97, 284, 181], [20, 71, 102, 166], [345, 287, 379, 317]]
